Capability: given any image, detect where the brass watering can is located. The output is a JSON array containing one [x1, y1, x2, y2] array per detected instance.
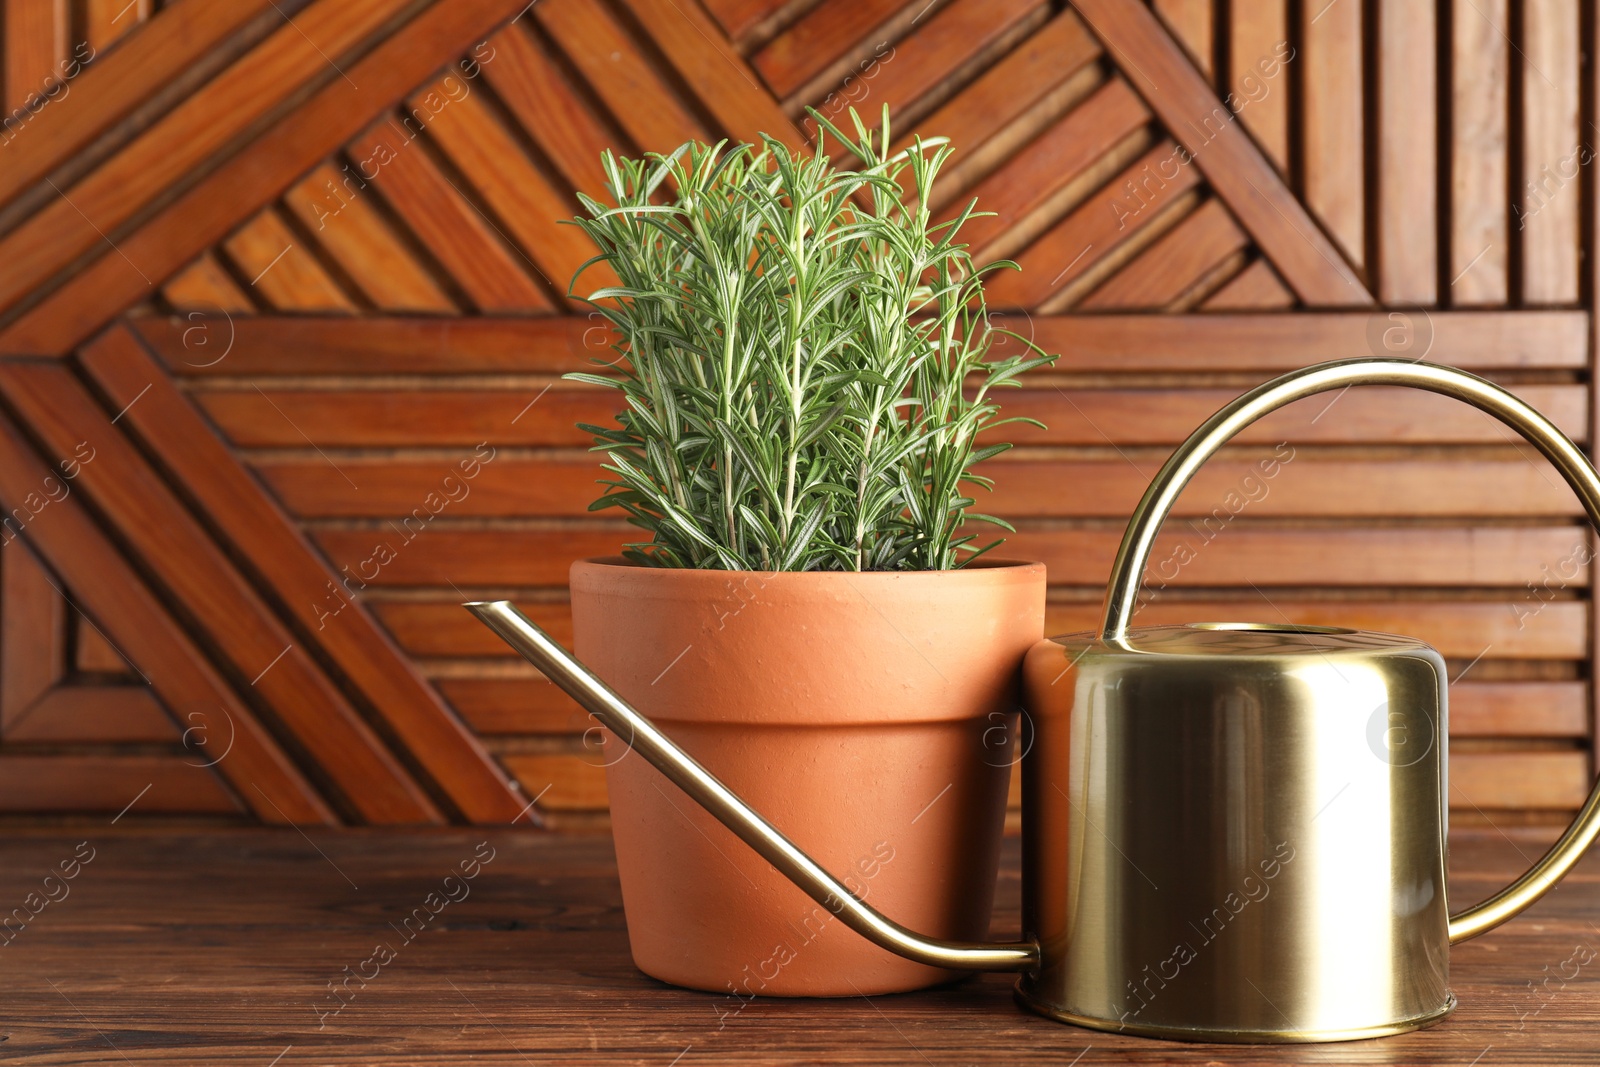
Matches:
[[469, 358, 1600, 1043]]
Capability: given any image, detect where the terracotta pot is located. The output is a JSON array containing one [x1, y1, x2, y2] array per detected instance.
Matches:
[[569, 557, 1045, 997]]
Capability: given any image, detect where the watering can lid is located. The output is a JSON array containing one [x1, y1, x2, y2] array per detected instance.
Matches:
[[1042, 622, 1438, 658]]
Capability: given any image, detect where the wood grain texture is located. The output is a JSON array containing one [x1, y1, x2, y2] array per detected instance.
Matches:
[[1072, 0, 1370, 306], [1152, 0, 1212, 78], [0, 407, 331, 824], [0, 755, 238, 813], [413, 73, 616, 303], [1078, 197, 1247, 308], [1227, 0, 1287, 170], [0, 537, 65, 727], [282, 162, 456, 313], [0, 0, 414, 319], [223, 209, 356, 312], [751, 0, 903, 98], [1519, 0, 1581, 305], [0, 0, 540, 354], [0, 360, 440, 823], [4, 685, 175, 743], [160, 253, 255, 314], [346, 117, 556, 313], [381, 596, 1587, 663], [82, 0, 152, 53], [1450, 0, 1509, 306], [76, 326, 530, 824], [1200, 256, 1294, 309], [1375, 0, 1437, 304], [0, 0, 282, 209], [2, 0, 65, 112], [2, 830, 1599, 1063], [1299, 0, 1363, 269], [534, 0, 707, 154], [620, 0, 802, 148], [196, 382, 1588, 448]]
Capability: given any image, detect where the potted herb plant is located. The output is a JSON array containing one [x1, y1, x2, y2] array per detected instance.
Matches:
[[565, 110, 1053, 997]]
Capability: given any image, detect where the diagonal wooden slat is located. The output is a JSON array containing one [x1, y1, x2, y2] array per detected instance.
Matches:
[[0, 406, 331, 823], [163, 253, 255, 313], [281, 162, 456, 313], [223, 208, 358, 312], [0, 360, 442, 823], [0, 0, 417, 320], [619, 0, 803, 148], [1070, 0, 1371, 307], [0, 0, 289, 210], [1079, 197, 1248, 309], [534, 0, 709, 155], [0, 0, 540, 356], [413, 75, 618, 302], [79, 324, 531, 824], [751, 0, 904, 99], [347, 115, 556, 313]]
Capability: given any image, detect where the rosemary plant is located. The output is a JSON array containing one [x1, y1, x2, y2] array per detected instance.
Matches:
[[566, 108, 1054, 571]]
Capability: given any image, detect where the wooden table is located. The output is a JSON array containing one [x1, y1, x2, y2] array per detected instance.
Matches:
[[3, 827, 1600, 1065]]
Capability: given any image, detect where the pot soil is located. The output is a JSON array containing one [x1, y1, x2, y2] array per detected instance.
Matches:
[[570, 557, 1045, 997]]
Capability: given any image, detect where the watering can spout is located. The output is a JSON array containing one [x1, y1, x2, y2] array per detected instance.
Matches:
[[465, 599, 1040, 974]]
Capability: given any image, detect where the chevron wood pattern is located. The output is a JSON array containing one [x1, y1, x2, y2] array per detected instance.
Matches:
[[0, 0, 1594, 828]]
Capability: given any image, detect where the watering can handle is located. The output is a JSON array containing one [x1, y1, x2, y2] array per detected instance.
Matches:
[[1099, 356, 1600, 943]]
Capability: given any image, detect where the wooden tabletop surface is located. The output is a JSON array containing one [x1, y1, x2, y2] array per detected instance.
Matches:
[[3, 827, 1600, 1065]]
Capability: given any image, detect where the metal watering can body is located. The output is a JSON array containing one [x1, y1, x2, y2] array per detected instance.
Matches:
[[469, 358, 1600, 1043]]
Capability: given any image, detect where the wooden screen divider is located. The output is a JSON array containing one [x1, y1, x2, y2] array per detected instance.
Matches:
[[0, 0, 1594, 827]]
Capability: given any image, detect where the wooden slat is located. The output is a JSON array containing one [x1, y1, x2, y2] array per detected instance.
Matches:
[[1227, 0, 1287, 170], [222, 209, 356, 312], [1451, 750, 1591, 810], [619, 0, 803, 148], [83, 0, 152, 53], [0, 0, 540, 355], [909, 9, 1102, 170], [311, 524, 1586, 589], [1450, 0, 1509, 306], [1375, 0, 1437, 304], [380, 597, 1587, 663], [0, 0, 282, 211], [0, 0, 415, 319], [78, 326, 528, 824], [986, 310, 1589, 370], [135, 310, 1588, 377], [282, 163, 455, 313], [136, 315, 606, 376], [1152, 0, 1212, 78], [347, 117, 555, 313], [198, 382, 1589, 448], [261, 454, 1585, 520], [0, 539, 65, 725], [991, 140, 1203, 308], [1299, 0, 1364, 269], [1079, 198, 1247, 309], [161, 253, 254, 313], [1007, 525, 1589, 588], [811, 0, 1041, 130], [0, 360, 440, 823], [957, 77, 1151, 255], [3, 0, 64, 111], [439, 676, 579, 735], [0, 409, 331, 823], [699, 0, 789, 41], [1199, 257, 1294, 309], [0, 755, 239, 813], [533, 0, 707, 154], [502, 753, 608, 811], [751, 0, 903, 98], [480, 23, 619, 198], [1450, 683, 1589, 737], [4, 685, 175, 743], [1520, 0, 1581, 304], [414, 75, 617, 303], [1072, 0, 1370, 306], [76, 613, 131, 673]]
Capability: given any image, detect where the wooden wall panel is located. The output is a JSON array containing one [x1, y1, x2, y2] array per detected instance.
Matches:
[[0, 0, 1594, 827]]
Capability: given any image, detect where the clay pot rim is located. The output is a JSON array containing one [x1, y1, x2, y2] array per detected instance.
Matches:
[[572, 556, 1045, 589]]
